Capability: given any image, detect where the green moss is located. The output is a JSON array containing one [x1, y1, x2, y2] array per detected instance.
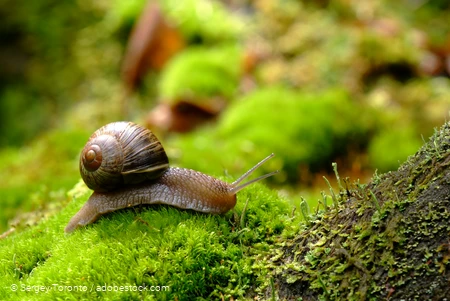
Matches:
[[160, 0, 244, 43], [172, 86, 374, 183], [0, 174, 292, 300], [159, 45, 242, 101]]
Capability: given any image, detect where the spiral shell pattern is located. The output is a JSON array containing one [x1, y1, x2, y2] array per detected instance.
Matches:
[[80, 121, 169, 192]]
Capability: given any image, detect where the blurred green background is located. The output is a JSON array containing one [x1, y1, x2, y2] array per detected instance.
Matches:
[[1, 0, 449, 233]]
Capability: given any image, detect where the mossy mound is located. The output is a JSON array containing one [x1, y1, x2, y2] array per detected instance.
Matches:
[[173, 86, 374, 184], [218, 87, 370, 172], [0, 177, 293, 300], [159, 45, 242, 101], [260, 122, 450, 299]]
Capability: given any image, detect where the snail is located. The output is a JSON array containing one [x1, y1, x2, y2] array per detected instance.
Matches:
[[65, 121, 277, 233]]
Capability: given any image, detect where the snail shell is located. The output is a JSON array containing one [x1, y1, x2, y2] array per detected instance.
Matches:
[[80, 121, 169, 192], [66, 121, 277, 233]]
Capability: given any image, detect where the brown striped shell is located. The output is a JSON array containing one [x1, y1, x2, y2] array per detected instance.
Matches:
[[80, 121, 169, 192]]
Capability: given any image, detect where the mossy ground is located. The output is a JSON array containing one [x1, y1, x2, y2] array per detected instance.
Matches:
[[0, 129, 89, 233], [0, 177, 295, 300], [260, 123, 450, 300]]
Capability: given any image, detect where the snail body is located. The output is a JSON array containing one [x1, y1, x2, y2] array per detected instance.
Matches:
[[65, 121, 277, 233]]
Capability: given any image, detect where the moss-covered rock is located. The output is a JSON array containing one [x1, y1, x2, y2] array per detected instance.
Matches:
[[0, 172, 293, 300], [259, 122, 450, 299]]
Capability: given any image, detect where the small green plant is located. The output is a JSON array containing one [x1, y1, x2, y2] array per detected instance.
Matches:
[[369, 189, 381, 212], [299, 197, 311, 225], [323, 176, 339, 210]]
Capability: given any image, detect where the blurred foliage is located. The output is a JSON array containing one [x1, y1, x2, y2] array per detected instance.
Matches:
[[110, 0, 244, 53], [167, 86, 376, 186], [365, 77, 450, 171], [160, 0, 245, 43], [218, 87, 374, 181], [0, 0, 103, 146], [368, 125, 423, 172], [0, 128, 89, 231], [159, 45, 242, 101]]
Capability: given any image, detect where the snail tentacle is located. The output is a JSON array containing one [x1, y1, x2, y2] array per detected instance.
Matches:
[[229, 153, 278, 194]]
